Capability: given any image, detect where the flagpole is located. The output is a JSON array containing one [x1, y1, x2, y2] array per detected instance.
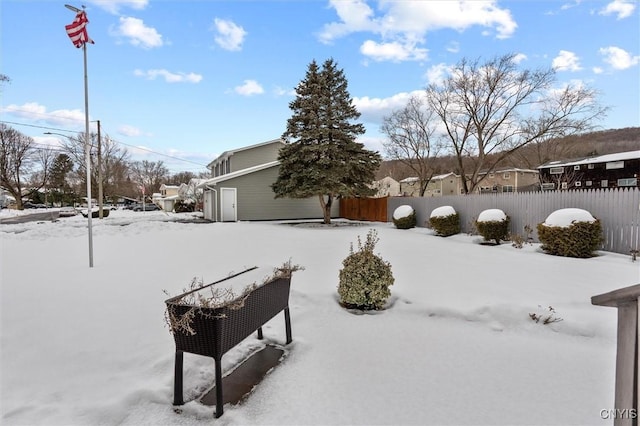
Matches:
[[66, 3, 94, 267], [83, 35, 94, 268]]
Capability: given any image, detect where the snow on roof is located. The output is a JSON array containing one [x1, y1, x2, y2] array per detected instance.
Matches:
[[198, 161, 280, 188], [399, 177, 419, 183], [538, 150, 640, 169], [431, 173, 458, 180]]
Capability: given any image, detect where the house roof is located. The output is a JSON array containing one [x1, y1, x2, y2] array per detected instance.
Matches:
[[206, 139, 284, 168], [198, 160, 280, 188], [538, 150, 640, 169], [478, 168, 539, 175]]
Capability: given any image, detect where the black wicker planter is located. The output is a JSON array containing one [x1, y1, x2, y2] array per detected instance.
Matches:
[[165, 266, 293, 418]]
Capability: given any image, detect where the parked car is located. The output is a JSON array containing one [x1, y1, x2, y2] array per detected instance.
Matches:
[[133, 203, 160, 211], [80, 208, 110, 218], [23, 202, 47, 209], [59, 207, 78, 217]]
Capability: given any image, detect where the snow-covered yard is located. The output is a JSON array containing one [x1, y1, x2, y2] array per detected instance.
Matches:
[[1, 209, 637, 425]]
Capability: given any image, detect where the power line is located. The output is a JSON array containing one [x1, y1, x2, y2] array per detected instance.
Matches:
[[1, 119, 212, 169]]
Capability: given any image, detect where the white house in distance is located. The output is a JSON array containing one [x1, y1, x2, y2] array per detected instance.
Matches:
[[370, 176, 401, 197], [198, 139, 340, 222]]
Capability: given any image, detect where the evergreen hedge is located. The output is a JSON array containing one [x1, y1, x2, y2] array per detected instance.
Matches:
[[537, 220, 603, 258], [429, 213, 460, 237]]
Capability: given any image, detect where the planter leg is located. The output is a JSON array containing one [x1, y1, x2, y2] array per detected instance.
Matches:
[[173, 351, 184, 406], [257, 327, 263, 340], [284, 307, 292, 344], [214, 356, 224, 418]]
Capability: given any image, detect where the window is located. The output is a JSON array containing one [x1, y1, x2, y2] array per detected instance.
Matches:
[[503, 172, 510, 179], [618, 178, 638, 187], [573, 165, 581, 171], [541, 183, 555, 190], [606, 161, 624, 170], [601, 180, 608, 187], [574, 181, 581, 187], [502, 185, 514, 192], [585, 180, 592, 186], [561, 182, 568, 189], [488, 173, 494, 179], [588, 164, 594, 169], [550, 167, 564, 174]]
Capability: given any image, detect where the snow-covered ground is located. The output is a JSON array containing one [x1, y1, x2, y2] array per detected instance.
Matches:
[[1, 208, 637, 425]]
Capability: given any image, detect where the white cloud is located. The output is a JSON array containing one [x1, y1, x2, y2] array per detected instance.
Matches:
[[2, 102, 85, 127], [112, 17, 163, 49], [512, 53, 528, 64], [317, 0, 378, 44], [234, 80, 264, 96], [273, 86, 296, 97], [118, 125, 143, 137], [212, 18, 247, 51], [599, 0, 636, 19], [133, 69, 203, 83], [592, 66, 604, 74], [552, 50, 582, 72], [599, 46, 640, 70], [360, 39, 427, 62], [318, 0, 517, 63], [424, 63, 453, 86], [354, 90, 423, 123], [89, 0, 148, 14], [446, 41, 460, 53]]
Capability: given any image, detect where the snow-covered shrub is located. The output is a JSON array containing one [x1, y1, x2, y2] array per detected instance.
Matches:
[[537, 208, 603, 258], [338, 229, 394, 310], [475, 209, 510, 245], [428, 206, 460, 237], [392, 205, 416, 229]]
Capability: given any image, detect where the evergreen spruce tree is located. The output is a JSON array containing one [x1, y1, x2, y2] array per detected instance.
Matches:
[[272, 58, 381, 224]]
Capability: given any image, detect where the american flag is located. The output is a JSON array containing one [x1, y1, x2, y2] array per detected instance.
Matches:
[[65, 11, 94, 48]]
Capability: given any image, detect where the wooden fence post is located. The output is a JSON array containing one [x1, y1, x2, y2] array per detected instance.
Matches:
[[592, 284, 640, 426]]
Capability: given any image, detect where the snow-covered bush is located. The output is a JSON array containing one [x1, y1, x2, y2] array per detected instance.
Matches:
[[537, 208, 603, 258], [392, 205, 416, 229], [338, 229, 394, 310], [475, 209, 510, 245], [428, 206, 460, 237]]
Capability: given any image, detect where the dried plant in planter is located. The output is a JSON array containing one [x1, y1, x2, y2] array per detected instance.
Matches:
[[164, 260, 304, 336]]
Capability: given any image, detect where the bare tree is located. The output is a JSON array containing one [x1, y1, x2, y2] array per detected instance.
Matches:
[[99, 135, 130, 202], [29, 146, 57, 205], [426, 53, 607, 194], [0, 124, 37, 209], [381, 95, 443, 196], [60, 132, 130, 202], [129, 160, 169, 196]]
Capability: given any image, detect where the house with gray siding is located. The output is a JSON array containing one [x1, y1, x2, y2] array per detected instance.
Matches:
[[199, 139, 340, 221]]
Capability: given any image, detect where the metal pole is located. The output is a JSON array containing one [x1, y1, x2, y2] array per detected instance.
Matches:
[[97, 120, 103, 219], [83, 40, 94, 267]]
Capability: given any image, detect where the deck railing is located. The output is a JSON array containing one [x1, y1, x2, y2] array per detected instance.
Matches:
[[592, 284, 640, 426]]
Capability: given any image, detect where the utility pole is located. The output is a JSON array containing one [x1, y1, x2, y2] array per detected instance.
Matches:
[[97, 120, 104, 219]]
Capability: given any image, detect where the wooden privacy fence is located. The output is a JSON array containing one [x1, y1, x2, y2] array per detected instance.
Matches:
[[340, 196, 388, 222], [387, 188, 640, 255]]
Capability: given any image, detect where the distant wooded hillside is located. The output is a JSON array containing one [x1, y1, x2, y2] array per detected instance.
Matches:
[[376, 127, 640, 181]]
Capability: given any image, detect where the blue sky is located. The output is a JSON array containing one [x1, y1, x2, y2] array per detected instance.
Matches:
[[2, 0, 639, 174]]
